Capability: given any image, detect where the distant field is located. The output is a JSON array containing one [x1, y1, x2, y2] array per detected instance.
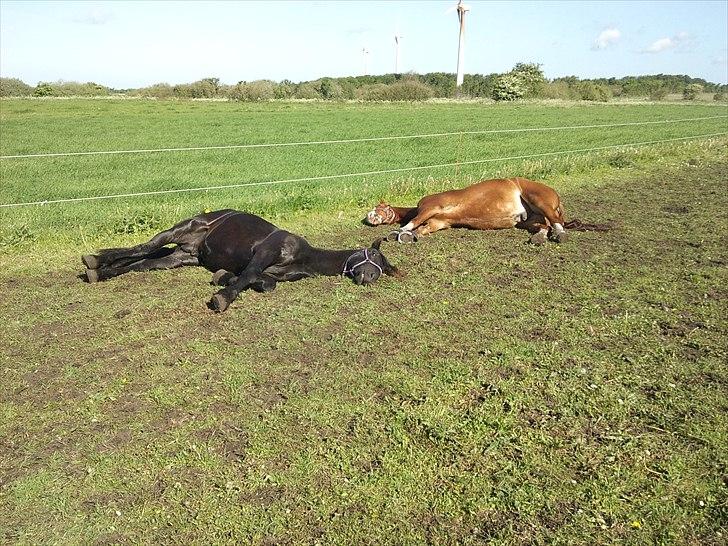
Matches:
[[0, 99, 727, 544], [0, 99, 726, 253]]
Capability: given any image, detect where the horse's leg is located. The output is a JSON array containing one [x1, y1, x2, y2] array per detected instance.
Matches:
[[208, 244, 283, 312], [211, 270, 277, 292], [388, 207, 440, 243], [400, 208, 437, 233], [517, 213, 551, 245], [211, 269, 236, 286], [521, 194, 568, 243], [82, 217, 206, 269], [250, 275, 278, 293], [86, 247, 199, 282], [413, 218, 449, 237]]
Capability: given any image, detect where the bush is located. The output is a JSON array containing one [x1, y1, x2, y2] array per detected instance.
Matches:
[[134, 83, 174, 99], [34, 82, 55, 96], [227, 80, 275, 102], [649, 86, 668, 101], [173, 78, 220, 99], [382, 80, 434, 101], [460, 73, 497, 98], [274, 80, 295, 99], [542, 81, 579, 100], [683, 83, 703, 100], [714, 92, 726, 102], [32, 80, 110, 97], [0, 78, 34, 97], [510, 63, 546, 97], [356, 83, 389, 101], [318, 78, 344, 100], [577, 81, 611, 102], [491, 74, 525, 101], [294, 83, 321, 99], [420, 72, 456, 97], [353, 80, 433, 102]]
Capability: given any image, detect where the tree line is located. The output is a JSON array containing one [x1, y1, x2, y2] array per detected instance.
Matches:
[[1, 64, 725, 102]]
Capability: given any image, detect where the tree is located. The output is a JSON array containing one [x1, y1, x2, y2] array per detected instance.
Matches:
[[491, 74, 525, 101], [34, 82, 55, 97], [683, 83, 703, 100], [0, 77, 33, 96], [510, 62, 546, 97]]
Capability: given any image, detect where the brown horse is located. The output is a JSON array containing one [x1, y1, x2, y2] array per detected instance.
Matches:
[[82, 210, 400, 312], [366, 177, 607, 244]]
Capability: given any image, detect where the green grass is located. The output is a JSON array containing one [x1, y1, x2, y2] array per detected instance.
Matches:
[[0, 99, 726, 251], [0, 99, 727, 544]]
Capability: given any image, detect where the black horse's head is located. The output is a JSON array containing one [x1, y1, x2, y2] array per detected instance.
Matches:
[[344, 238, 400, 285]]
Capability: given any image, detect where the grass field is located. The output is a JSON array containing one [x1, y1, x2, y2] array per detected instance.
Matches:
[[1, 99, 727, 544], [1, 99, 726, 251]]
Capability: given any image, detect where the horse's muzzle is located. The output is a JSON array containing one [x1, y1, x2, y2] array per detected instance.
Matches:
[[353, 270, 380, 285], [366, 211, 383, 225]]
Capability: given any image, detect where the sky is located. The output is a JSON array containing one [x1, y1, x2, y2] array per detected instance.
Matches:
[[0, 0, 726, 89]]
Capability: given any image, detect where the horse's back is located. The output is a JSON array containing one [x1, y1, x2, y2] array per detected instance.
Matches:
[[198, 211, 280, 273]]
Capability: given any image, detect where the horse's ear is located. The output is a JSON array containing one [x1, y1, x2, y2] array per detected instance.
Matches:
[[371, 237, 383, 250]]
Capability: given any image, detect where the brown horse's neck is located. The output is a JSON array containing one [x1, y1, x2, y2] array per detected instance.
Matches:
[[390, 206, 417, 225]]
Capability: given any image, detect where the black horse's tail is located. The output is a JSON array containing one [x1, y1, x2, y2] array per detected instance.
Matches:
[[564, 219, 612, 232]]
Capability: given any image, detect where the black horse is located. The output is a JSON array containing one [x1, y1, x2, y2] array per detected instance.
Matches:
[[82, 209, 400, 312]]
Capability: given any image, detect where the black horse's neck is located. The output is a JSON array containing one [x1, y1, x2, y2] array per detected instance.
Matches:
[[304, 247, 359, 276]]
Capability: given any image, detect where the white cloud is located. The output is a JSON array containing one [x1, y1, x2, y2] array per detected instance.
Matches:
[[73, 7, 113, 25], [592, 27, 621, 50], [642, 32, 691, 54]]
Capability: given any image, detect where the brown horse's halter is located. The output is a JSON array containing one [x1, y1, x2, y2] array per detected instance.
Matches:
[[342, 249, 383, 277]]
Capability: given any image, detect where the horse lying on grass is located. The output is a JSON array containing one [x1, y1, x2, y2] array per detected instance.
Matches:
[[82, 209, 400, 313], [367, 177, 609, 244]]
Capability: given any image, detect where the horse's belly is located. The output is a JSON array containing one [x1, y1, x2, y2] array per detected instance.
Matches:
[[198, 214, 277, 273], [453, 190, 526, 229], [200, 248, 254, 274]]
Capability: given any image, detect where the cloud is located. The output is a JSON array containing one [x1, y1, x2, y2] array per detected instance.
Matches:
[[592, 27, 621, 51], [642, 32, 691, 54], [346, 27, 373, 35], [73, 7, 113, 25]]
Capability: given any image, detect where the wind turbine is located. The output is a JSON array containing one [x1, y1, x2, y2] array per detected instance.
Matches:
[[394, 34, 403, 74], [448, 0, 471, 89], [362, 47, 370, 75]]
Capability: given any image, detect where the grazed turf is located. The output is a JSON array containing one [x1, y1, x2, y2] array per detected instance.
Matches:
[[1, 131, 726, 543]]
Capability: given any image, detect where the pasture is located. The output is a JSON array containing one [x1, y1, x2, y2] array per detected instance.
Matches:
[[1, 99, 727, 544]]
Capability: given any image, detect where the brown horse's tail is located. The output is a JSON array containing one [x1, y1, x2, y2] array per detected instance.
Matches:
[[564, 219, 612, 232]]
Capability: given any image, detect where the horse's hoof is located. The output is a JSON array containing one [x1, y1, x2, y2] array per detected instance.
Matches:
[[552, 231, 569, 244], [399, 231, 416, 244], [82, 254, 99, 269], [209, 294, 230, 313], [529, 232, 548, 245], [389, 229, 417, 244], [86, 268, 99, 283], [211, 269, 235, 286]]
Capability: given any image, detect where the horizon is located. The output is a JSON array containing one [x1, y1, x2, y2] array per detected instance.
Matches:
[[3, 70, 726, 92], [1, 1, 727, 88]]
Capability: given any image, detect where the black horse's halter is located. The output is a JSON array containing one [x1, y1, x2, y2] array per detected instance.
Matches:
[[342, 248, 383, 277]]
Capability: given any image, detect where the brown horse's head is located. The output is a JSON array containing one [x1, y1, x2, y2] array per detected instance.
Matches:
[[366, 202, 397, 226]]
